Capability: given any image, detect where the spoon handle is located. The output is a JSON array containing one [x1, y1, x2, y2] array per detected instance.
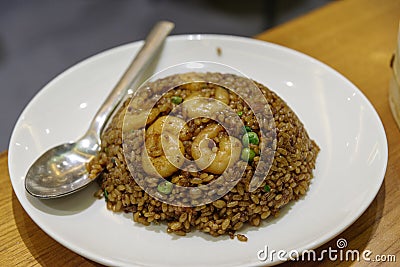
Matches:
[[88, 21, 175, 140]]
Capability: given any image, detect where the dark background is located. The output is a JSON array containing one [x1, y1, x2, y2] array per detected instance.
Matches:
[[0, 0, 331, 150]]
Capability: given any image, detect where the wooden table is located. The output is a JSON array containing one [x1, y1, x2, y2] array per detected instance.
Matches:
[[1, 0, 399, 266]]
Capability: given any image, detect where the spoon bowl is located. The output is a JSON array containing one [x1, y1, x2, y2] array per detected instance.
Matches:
[[25, 133, 99, 198]]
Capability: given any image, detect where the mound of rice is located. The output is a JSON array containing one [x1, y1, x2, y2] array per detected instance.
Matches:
[[88, 72, 319, 240]]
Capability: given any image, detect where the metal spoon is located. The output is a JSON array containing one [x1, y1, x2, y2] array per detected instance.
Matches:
[[25, 21, 175, 199]]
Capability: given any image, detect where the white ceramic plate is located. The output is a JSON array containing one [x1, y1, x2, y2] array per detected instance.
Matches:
[[9, 35, 388, 266]]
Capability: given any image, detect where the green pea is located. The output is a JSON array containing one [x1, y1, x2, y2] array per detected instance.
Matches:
[[241, 148, 256, 162], [249, 132, 260, 145], [242, 133, 249, 147], [157, 181, 173, 195], [242, 132, 260, 147], [171, 96, 183, 104], [237, 111, 243, 116]]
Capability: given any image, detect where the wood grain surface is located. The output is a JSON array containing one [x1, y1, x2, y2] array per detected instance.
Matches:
[[1, 0, 399, 266]]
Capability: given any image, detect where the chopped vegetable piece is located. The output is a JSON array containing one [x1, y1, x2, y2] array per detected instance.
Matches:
[[237, 111, 243, 116], [264, 185, 271, 192], [104, 189, 109, 201], [241, 148, 256, 162], [157, 181, 173, 194], [244, 126, 252, 132], [171, 96, 183, 104]]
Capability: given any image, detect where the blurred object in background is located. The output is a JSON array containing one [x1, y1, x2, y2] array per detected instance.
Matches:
[[0, 0, 331, 150], [389, 21, 400, 130]]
